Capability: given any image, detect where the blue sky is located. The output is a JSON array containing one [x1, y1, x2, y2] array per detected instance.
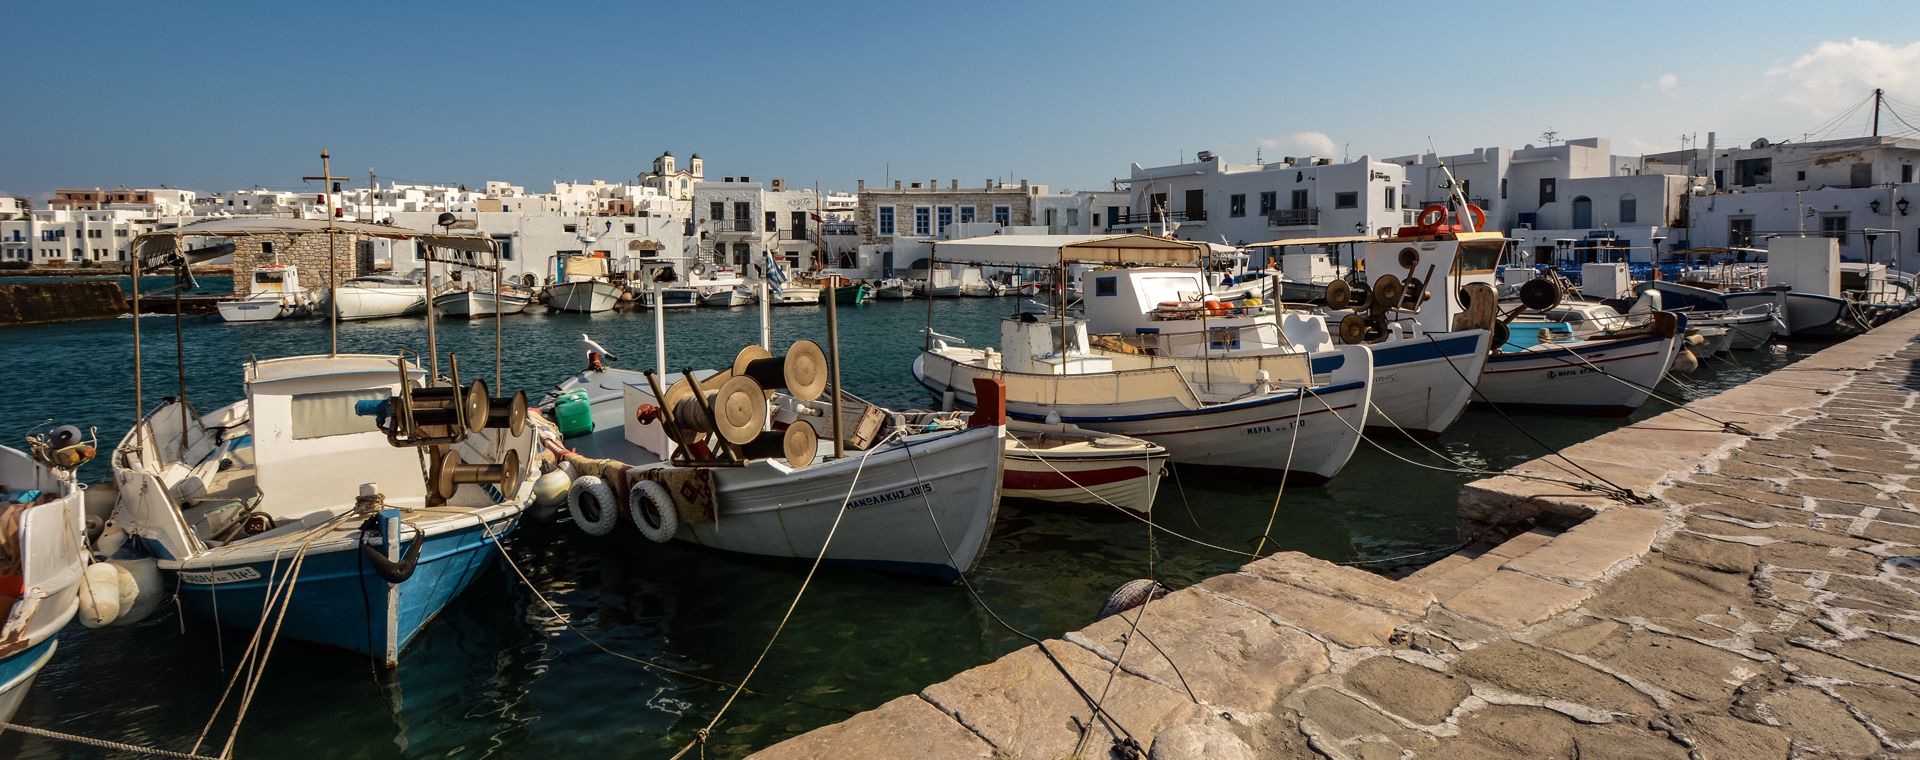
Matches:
[[4, 1, 1919, 199]]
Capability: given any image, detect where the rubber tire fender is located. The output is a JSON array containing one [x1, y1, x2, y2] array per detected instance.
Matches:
[[628, 478, 680, 544], [568, 475, 619, 537]]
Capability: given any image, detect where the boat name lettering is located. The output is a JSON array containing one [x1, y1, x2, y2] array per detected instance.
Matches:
[[1545, 367, 1598, 380], [847, 482, 935, 509], [1244, 420, 1305, 436], [181, 567, 262, 585]]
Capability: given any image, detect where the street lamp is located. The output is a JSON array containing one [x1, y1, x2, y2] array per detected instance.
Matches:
[[1899, 198, 1912, 216]]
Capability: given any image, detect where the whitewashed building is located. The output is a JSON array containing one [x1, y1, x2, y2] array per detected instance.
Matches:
[[1643, 136, 1920, 270], [1033, 190, 1132, 234], [1118, 152, 1407, 246]]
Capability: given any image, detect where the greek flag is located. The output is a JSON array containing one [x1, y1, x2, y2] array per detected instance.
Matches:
[[763, 251, 788, 297]]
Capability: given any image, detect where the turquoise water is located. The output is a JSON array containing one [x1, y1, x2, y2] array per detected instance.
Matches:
[[0, 300, 1807, 758]]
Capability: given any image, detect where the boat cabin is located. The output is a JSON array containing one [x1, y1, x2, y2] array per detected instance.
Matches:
[[1354, 230, 1507, 331], [249, 264, 303, 296], [243, 355, 428, 513], [1077, 267, 1303, 355]]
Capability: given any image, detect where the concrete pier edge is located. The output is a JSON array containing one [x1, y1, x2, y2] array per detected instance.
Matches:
[[751, 312, 1920, 759]]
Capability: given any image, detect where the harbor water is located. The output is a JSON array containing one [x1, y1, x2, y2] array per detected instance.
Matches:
[[0, 295, 1809, 758]]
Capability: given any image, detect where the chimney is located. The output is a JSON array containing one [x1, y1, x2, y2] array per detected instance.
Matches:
[[857, 179, 865, 191], [894, 180, 902, 190], [1020, 179, 1029, 190], [950, 179, 958, 190], [986, 179, 995, 189]]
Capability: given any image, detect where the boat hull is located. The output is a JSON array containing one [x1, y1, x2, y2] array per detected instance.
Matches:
[[701, 288, 753, 307], [167, 514, 519, 663], [434, 290, 530, 318], [680, 426, 1003, 578], [0, 636, 56, 725], [545, 281, 622, 313], [1476, 331, 1680, 415], [1002, 445, 1164, 513], [1722, 291, 1855, 338], [912, 350, 1372, 484], [333, 286, 427, 321], [1331, 330, 1490, 438], [218, 296, 308, 322]]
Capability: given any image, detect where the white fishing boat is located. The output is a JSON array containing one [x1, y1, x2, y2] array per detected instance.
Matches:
[[433, 287, 531, 318], [642, 286, 703, 309], [331, 273, 428, 321], [549, 365, 1005, 578], [1691, 305, 1779, 350], [701, 286, 755, 307], [109, 218, 539, 669], [1003, 421, 1165, 513], [1239, 233, 1497, 438], [544, 256, 1005, 578], [218, 263, 316, 323], [0, 429, 88, 726], [543, 253, 623, 313], [912, 235, 1374, 483], [873, 278, 915, 300]]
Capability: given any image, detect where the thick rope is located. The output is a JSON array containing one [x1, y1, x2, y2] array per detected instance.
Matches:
[[1, 722, 222, 760]]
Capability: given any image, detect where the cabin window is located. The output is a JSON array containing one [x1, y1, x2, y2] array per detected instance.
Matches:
[[1095, 276, 1117, 297], [1229, 194, 1246, 218], [1334, 192, 1358, 209], [878, 205, 895, 235], [255, 271, 285, 284], [1456, 240, 1503, 273], [290, 388, 390, 440], [1208, 327, 1240, 350]]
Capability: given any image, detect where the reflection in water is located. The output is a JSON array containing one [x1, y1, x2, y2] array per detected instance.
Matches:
[[0, 299, 1809, 758]]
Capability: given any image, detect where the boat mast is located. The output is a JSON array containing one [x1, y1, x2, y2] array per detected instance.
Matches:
[[821, 192, 843, 460], [303, 149, 351, 357]]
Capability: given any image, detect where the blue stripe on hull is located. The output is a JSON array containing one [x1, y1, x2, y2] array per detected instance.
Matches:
[[171, 519, 516, 660], [0, 635, 56, 692], [1313, 333, 1482, 373]]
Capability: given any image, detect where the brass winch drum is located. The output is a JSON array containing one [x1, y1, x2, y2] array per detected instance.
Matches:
[[1370, 274, 1405, 311], [1338, 313, 1372, 344], [1323, 279, 1352, 309], [432, 447, 520, 501], [733, 340, 828, 403], [1397, 247, 1421, 271], [741, 419, 819, 468], [405, 379, 490, 433], [713, 376, 770, 445], [485, 390, 529, 437], [1519, 278, 1562, 312]]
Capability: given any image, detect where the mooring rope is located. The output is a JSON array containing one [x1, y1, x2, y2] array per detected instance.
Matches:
[[1, 721, 222, 760]]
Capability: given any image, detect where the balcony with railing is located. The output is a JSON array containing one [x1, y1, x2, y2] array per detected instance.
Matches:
[[776, 228, 810, 241], [1267, 208, 1319, 227], [1111, 209, 1205, 226], [709, 217, 755, 236]]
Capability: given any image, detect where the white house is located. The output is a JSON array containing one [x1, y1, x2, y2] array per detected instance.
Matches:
[[1118, 152, 1407, 247]]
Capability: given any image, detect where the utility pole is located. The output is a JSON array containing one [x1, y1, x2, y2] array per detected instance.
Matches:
[[1873, 88, 1885, 137]]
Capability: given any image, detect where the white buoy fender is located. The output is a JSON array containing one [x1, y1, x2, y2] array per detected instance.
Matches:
[[111, 557, 164, 625], [627, 478, 679, 544], [1673, 347, 1700, 373], [77, 562, 123, 628], [567, 475, 619, 537], [93, 525, 128, 559], [531, 470, 571, 509]]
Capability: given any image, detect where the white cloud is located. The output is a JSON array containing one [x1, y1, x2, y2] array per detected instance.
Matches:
[[1655, 73, 1678, 92], [1258, 131, 1337, 158], [1767, 38, 1920, 117]]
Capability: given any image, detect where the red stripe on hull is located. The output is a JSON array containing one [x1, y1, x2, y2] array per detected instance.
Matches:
[[1004, 465, 1149, 491]]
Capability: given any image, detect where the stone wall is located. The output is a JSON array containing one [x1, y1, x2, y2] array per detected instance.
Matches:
[[230, 232, 367, 297], [0, 281, 126, 325], [856, 187, 1036, 245]]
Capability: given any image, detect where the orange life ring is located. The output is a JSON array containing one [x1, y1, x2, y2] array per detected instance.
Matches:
[[1417, 204, 1449, 227], [1460, 204, 1487, 231]]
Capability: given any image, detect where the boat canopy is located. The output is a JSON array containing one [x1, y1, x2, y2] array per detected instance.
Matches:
[[1244, 235, 1378, 248], [932, 234, 1206, 267], [133, 217, 496, 264]]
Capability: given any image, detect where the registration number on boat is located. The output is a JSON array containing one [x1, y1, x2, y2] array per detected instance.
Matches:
[[846, 482, 935, 510], [181, 567, 262, 585]]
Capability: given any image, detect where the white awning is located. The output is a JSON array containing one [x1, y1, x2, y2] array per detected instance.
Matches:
[[134, 217, 496, 261], [931, 234, 1206, 267]]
